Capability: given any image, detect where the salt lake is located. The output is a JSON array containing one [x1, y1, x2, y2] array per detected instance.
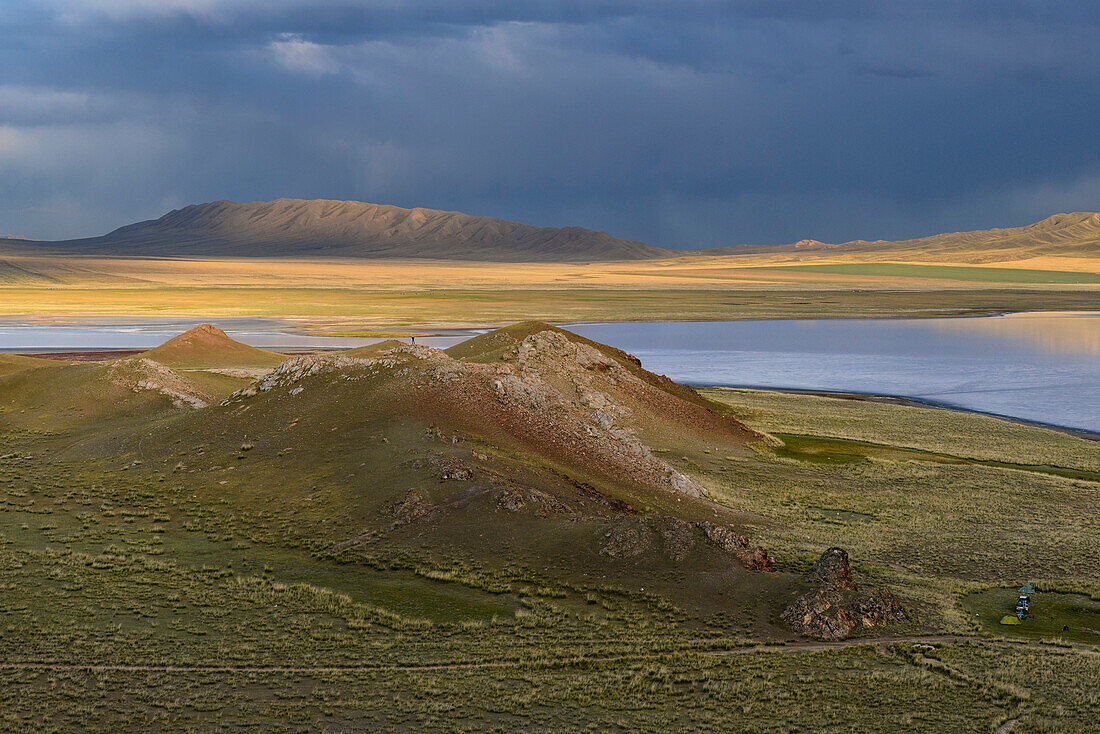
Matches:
[[2, 311, 1097, 433]]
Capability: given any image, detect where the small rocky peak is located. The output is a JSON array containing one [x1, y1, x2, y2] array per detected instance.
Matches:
[[804, 547, 858, 591], [189, 323, 228, 338]]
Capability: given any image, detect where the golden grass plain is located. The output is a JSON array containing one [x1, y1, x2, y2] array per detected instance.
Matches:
[[0, 250, 1096, 327]]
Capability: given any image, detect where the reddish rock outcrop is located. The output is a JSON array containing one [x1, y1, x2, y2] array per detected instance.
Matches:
[[699, 522, 776, 572], [781, 547, 905, 640], [804, 546, 857, 591]]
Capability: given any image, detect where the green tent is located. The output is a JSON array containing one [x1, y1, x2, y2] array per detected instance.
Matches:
[[1000, 615, 1022, 625], [1018, 584, 1036, 593]]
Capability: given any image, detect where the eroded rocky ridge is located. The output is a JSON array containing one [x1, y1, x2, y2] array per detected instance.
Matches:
[[227, 332, 720, 500], [107, 357, 213, 409]]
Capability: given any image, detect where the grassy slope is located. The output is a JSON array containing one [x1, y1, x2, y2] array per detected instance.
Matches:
[[699, 211, 1100, 261], [848, 210, 1100, 261], [0, 352, 53, 377], [705, 388, 1100, 470], [0, 331, 1097, 730], [0, 361, 179, 432], [698, 388, 1099, 595], [0, 350, 261, 436]]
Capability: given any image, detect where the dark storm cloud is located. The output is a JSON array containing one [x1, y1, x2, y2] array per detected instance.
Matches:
[[1, 0, 1097, 245]]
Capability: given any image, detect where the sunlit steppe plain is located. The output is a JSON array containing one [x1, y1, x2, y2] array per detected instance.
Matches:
[[1, 204, 1097, 327], [0, 251, 1097, 329]]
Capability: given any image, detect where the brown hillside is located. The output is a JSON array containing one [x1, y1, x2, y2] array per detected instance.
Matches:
[[207, 324, 762, 511], [138, 324, 286, 370], [39, 198, 668, 262]]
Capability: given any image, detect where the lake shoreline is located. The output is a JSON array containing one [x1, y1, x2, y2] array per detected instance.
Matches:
[[4, 312, 1097, 436], [701, 384, 1100, 442]]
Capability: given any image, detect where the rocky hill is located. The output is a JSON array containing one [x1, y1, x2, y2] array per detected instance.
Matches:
[[0, 321, 909, 641], [214, 321, 761, 511], [37, 198, 669, 262]]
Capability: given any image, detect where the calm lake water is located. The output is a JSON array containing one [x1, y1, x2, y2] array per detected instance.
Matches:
[[0, 319, 477, 350], [1, 312, 1097, 433], [569, 313, 1100, 434]]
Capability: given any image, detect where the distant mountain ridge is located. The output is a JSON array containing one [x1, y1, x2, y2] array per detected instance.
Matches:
[[4, 200, 1097, 263], [34, 198, 668, 262], [693, 212, 1100, 261], [848, 212, 1100, 260]]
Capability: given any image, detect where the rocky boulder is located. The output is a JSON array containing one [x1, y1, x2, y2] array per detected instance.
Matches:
[[600, 520, 653, 558], [781, 548, 905, 640], [804, 546, 857, 591]]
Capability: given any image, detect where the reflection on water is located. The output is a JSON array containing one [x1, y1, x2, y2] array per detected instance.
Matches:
[[929, 312, 1100, 356], [570, 313, 1100, 433]]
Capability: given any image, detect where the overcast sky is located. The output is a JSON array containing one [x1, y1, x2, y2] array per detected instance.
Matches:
[[1, 1, 1097, 246]]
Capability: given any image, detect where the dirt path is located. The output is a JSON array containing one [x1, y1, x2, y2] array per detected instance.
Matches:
[[0, 634, 1007, 676], [705, 633, 973, 656]]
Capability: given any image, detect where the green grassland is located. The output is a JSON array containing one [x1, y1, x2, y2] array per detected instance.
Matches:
[[754, 263, 1100, 284], [0, 338, 1097, 730]]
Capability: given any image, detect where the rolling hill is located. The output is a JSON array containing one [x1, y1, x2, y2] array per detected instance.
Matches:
[[2, 322, 1098, 729], [28, 198, 668, 262], [0, 326, 283, 429], [695, 212, 1100, 262], [0, 352, 52, 377], [137, 323, 286, 370]]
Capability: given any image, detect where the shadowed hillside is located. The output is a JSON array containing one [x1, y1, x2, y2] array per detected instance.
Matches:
[[33, 198, 668, 262]]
